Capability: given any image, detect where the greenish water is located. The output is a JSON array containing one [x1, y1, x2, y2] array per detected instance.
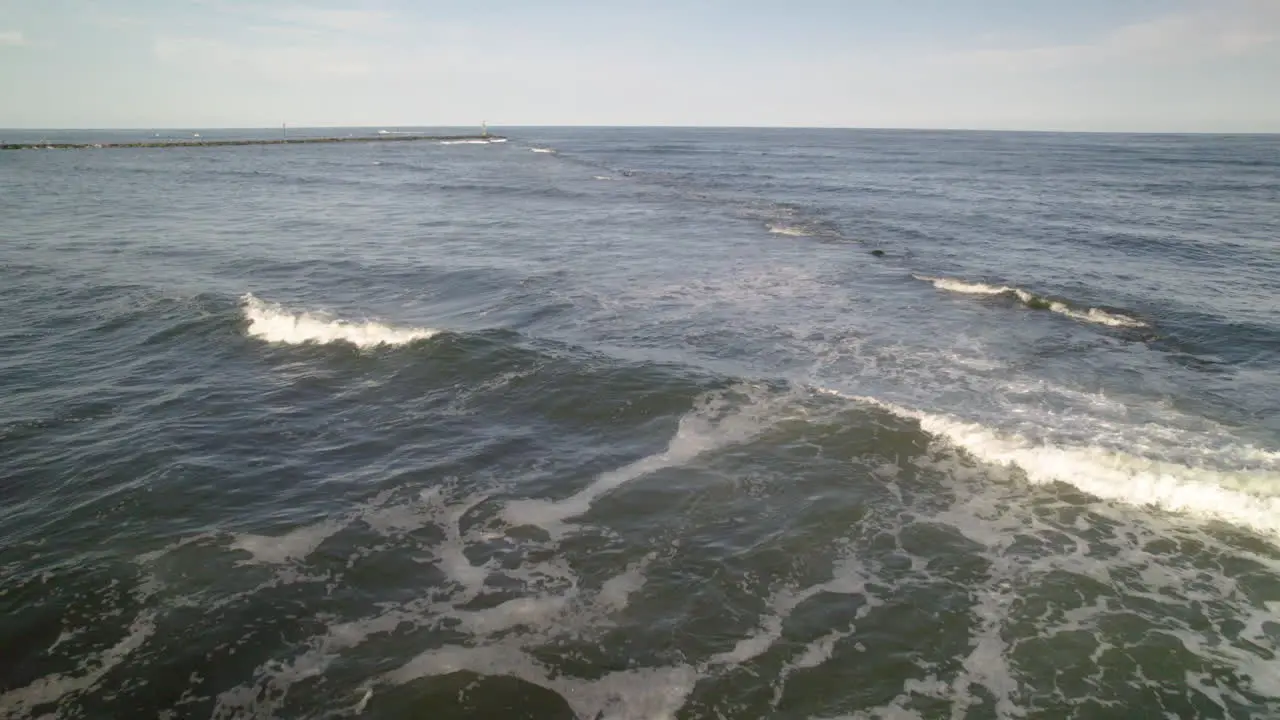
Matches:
[[2, 127, 1279, 719]]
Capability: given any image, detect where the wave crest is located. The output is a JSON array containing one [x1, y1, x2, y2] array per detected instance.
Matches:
[[914, 275, 1147, 328], [241, 294, 440, 348], [817, 387, 1280, 539], [766, 223, 810, 237]]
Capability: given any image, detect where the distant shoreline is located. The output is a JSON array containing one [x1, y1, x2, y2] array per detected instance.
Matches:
[[0, 134, 506, 151]]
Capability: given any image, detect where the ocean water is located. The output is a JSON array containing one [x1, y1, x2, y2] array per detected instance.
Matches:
[[1, 127, 1278, 719]]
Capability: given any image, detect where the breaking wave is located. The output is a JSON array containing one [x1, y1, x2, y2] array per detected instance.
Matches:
[[914, 275, 1148, 328], [815, 387, 1280, 539], [240, 294, 440, 348], [766, 223, 810, 237]]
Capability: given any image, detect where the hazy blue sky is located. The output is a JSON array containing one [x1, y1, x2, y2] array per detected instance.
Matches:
[[2, 0, 1278, 130]]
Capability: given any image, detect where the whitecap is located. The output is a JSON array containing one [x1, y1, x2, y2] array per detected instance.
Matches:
[[241, 294, 440, 348]]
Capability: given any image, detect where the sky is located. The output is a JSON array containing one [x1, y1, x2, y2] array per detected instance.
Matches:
[[1, 0, 1278, 131]]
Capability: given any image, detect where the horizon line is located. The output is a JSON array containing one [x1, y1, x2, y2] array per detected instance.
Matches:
[[2, 124, 1278, 136]]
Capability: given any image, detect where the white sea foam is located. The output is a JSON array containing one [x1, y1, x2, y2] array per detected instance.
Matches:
[[767, 223, 810, 237], [132, 368, 1280, 720], [834, 342, 1280, 475], [530, 147, 555, 154], [916, 276, 1011, 295], [1049, 302, 1148, 328], [230, 518, 347, 565], [455, 593, 577, 636], [785, 627, 855, 672], [914, 275, 1148, 328], [942, 463, 1280, 711], [437, 493, 494, 600], [0, 612, 157, 716], [211, 478, 683, 719], [712, 550, 876, 669], [593, 175, 613, 181], [502, 383, 793, 535], [953, 558, 1024, 718], [385, 643, 698, 720], [241, 294, 439, 348], [176, 423, 1280, 718], [816, 387, 1280, 539], [439, 139, 493, 145], [596, 558, 650, 613]]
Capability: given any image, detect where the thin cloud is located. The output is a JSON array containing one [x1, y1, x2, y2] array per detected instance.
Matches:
[[197, 2, 397, 34], [941, 0, 1279, 71], [180, 1, 396, 35], [1105, 2, 1278, 59], [85, 14, 152, 30], [244, 24, 323, 39], [12, 0, 1276, 131], [154, 35, 374, 80], [0, 30, 27, 46], [273, 7, 393, 33]]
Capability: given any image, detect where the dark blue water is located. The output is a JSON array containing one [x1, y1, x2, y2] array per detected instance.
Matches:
[[2, 128, 1279, 719]]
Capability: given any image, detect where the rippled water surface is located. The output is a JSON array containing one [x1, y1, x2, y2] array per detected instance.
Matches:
[[2, 127, 1279, 719]]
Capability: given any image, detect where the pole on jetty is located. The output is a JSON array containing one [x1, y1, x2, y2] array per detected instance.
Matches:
[[282, 123, 287, 141], [481, 120, 488, 138]]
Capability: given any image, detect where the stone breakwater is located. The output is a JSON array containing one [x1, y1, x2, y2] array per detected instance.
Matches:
[[1, 134, 506, 150]]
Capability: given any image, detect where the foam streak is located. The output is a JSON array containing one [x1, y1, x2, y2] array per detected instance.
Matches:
[[502, 384, 790, 535]]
